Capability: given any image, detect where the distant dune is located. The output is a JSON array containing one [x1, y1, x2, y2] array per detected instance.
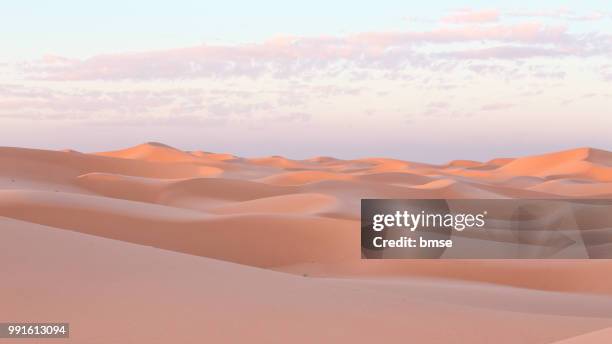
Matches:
[[1, 143, 612, 343]]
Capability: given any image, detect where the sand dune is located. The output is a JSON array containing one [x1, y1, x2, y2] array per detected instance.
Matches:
[[530, 179, 612, 197], [5, 217, 612, 343], [0, 190, 357, 268], [498, 148, 612, 182], [445, 159, 484, 168], [355, 171, 435, 184], [211, 193, 337, 215], [258, 170, 354, 185], [2, 144, 612, 343], [552, 328, 612, 344], [96, 141, 201, 162]]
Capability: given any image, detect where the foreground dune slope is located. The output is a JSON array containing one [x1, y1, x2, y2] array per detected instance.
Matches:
[[2, 144, 612, 342], [3, 217, 612, 344]]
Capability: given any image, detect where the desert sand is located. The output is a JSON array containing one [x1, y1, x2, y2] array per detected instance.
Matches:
[[1, 143, 612, 343]]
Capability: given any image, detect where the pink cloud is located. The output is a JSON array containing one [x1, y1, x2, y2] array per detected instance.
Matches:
[[440, 46, 568, 60], [21, 23, 595, 81], [442, 9, 500, 23], [0, 89, 174, 114], [508, 9, 608, 21], [480, 103, 515, 111], [0, 84, 327, 124]]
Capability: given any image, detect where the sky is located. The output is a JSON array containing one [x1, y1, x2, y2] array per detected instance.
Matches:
[[1, 1, 611, 162]]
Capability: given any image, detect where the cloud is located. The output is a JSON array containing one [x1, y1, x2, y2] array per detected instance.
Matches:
[[21, 23, 583, 81], [480, 103, 515, 111], [427, 101, 451, 109], [442, 9, 500, 23], [275, 112, 312, 122], [0, 86, 176, 114], [508, 9, 608, 21], [439, 45, 568, 60], [205, 101, 273, 118], [528, 65, 566, 79], [0, 85, 209, 122], [600, 65, 612, 82], [420, 100, 464, 118], [0, 83, 326, 126]]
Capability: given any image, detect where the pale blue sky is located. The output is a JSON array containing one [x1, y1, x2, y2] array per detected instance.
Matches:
[[2, 0, 610, 58]]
